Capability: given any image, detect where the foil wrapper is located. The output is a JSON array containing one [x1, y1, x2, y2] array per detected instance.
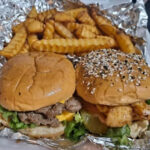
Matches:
[[0, 0, 150, 149]]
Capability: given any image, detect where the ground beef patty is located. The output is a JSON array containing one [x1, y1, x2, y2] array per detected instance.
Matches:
[[18, 97, 82, 127]]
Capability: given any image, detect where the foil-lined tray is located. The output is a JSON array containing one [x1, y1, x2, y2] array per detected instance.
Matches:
[[0, 0, 150, 149]]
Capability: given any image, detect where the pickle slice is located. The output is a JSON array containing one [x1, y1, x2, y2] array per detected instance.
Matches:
[[81, 111, 107, 135]]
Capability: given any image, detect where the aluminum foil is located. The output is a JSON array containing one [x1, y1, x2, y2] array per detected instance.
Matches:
[[0, 0, 150, 149]]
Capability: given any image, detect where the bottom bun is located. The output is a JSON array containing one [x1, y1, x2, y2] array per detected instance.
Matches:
[[20, 125, 65, 139], [0, 114, 64, 138]]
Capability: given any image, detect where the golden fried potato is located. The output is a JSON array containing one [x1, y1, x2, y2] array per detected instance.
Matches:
[[135, 48, 142, 55], [32, 37, 117, 53], [75, 26, 96, 38], [66, 22, 100, 35], [106, 106, 132, 127], [98, 24, 117, 37], [64, 8, 87, 18], [115, 31, 136, 53], [27, 34, 38, 48], [28, 7, 38, 19], [77, 11, 95, 25], [91, 8, 136, 54], [53, 33, 62, 39], [26, 20, 44, 33], [66, 22, 80, 32], [81, 24, 101, 35], [91, 8, 111, 26], [37, 9, 57, 22], [20, 43, 30, 54], [91, 8, 117, 36], [0, 27, 27, 58], [24, 18, 35, 27], [54, 22, 74, 38], [54, 12, 75, 22], [43, 21, 55, 39], [12, 22, 24, 33]]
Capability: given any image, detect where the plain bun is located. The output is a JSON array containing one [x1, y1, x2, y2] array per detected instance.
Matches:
[[20, 124, 65, 138], [0, 52, 75, 111], [76, 49, 150, 106], [0, 114, 64, 138]]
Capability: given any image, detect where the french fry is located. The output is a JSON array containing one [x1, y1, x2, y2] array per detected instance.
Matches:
[[24, 18, 35, 28], [27, 34, 38, 48], [54, 22, 74, 38], [66, 22, 80, 32], [64, 8, 87, 18], [66, 22, 101, 35], [48, 20, 55, 25], [43, 21, 55, 39], [20, 43, 30, 54], [115, 31, 136, 53], [91, 8, 116, 36], [75, 26, 96, 38], [91, 8, 112, 26], [54, 12, 75, 22], [53, 33, 62, 39], [0, 27, 27, 58], [98, 25, 117, 37], [28, 7, 38, 19], [32, 37, 117, 53], [135, 48, 142, 55], [12, 22, 24, 33], [80, 24, 101, 35], [26, 20, 44, 33], [37, 9, 57, 22], [91, 8, 136, 53], [77, 11, 95, 26]]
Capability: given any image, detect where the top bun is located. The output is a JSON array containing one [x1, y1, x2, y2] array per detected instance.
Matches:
[[76, 49, 150, 106], [0, 52, 75, 111]]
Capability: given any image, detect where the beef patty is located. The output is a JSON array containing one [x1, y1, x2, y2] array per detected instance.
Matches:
[[18, 97, 82, 127]]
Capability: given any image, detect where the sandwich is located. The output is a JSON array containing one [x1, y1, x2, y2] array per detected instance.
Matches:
[[0, 52, 82, 139], [76, 49, 150, 145]]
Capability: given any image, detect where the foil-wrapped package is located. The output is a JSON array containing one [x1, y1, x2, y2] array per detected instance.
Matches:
[[0, 0, 150, 149]]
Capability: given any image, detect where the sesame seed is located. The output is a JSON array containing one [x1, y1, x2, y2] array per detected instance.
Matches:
[[79, 49, 149, 86]]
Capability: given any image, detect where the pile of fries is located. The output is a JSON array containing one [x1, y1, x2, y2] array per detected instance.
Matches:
[[0, 6, 139, 58]]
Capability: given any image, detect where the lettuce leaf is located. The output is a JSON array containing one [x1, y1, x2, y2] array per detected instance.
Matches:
[[106, 125, 131, 146], [64, 113, 86, 142], [0, 105, 36, 130]]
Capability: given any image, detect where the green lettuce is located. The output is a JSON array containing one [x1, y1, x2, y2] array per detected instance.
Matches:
[[64, 112, 86, 142], [106, 125, 131, 146], [146, 99, 150, 105], [0, 105, 36, 131]]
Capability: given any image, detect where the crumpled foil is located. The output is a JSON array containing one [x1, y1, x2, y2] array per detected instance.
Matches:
[[0, 0, 150, 149]]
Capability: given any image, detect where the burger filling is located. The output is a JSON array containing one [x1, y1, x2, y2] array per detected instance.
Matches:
[[95, 101, 150, 128], [18, 97, 82, 127], [0, 97, 86, 142], [80, 100, 150, 146]]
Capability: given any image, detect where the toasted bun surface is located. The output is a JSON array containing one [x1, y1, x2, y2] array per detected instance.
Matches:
[[0, 52, 75, 111], [76, 49, 150, 106]]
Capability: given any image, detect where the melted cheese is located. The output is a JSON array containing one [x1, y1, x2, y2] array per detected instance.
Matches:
[[56, 111, 74, 121], [59, 100, 66, 104]]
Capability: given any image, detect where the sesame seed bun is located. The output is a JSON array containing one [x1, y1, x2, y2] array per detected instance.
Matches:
[[0, 52, 75, 111], [76, 49, 150, 106]]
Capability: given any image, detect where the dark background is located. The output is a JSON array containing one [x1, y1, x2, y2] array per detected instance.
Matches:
[[145, 0, 150, 31]]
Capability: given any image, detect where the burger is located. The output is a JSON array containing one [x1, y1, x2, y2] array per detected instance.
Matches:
[[76, 49, 150, 145], [0, 52, 82, 138]]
